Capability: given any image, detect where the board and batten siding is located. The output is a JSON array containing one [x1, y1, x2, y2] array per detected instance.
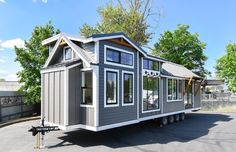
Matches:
[[68, 65, 94, 126], [98, 40, 138, 126], [42, 70, 64, 126]]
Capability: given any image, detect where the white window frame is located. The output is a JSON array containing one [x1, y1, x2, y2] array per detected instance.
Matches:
[[167, 78, 184, 102], [80, 69, 94, 108], [63, 46, 74, 61], [104, 45, 134, 69], [122, 71, 134, 106], [104, 68, 119, 108]]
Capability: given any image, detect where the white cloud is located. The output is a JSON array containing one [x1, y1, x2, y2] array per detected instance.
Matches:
[[0, 0, 6, 3], [0, 59, 5, 63], [0, 38, 25, 49], [0, 70, 8, 74], [33, 0, 48, 3], [6, 74, 18, 81]]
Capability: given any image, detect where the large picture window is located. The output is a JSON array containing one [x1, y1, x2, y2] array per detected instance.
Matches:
[[168, 79, 183, 101], [123, 73, 133, 104], [81, 71, 93, 105], [106, 71, 118, 105], [143, 76, 159, 111], [106, 47, 133, 66]]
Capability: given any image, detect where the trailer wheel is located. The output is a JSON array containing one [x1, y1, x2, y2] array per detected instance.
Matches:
[[175, 114, 180, 122], [168, 115, 174, 123], [180, 113, 185, 121], [161, 117, 168, 126]]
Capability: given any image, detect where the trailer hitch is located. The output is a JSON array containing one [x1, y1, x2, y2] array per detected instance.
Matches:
[[28, 118, 60, 149]]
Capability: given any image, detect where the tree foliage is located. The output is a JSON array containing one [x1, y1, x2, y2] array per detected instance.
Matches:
[[152, 24, 209, 77], [80, 0, 159, 46], [216, 43, 236, 92], [15, 22, 59, 104]]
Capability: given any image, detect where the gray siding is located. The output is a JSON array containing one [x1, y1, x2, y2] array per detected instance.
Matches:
[[68, 65, 95, 126], [162, 78, 185, 113], [98, 40, 138, 126], [42, 70, 65, 125]]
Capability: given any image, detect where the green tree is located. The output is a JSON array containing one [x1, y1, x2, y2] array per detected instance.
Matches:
[[80, 0, 159, 46], [153, 24, 209, 77], [15, 22, 59, 104], [216, 43, 236, 92]]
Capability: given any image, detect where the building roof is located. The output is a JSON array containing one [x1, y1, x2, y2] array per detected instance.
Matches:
[[162, 62, 201, 79], [0, 81, 22, 91]]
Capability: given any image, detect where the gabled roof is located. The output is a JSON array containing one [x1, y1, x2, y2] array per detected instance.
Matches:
[[162, 62, 201, 79]]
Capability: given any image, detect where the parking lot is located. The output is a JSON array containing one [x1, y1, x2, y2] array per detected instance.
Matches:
[[1, 112, 236, 152]]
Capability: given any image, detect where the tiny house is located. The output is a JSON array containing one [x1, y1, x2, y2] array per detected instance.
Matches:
[[41, 32, 202, 131]]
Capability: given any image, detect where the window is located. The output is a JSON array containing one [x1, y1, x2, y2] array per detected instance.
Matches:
[[178, 80, 183, 99], [64, 47, 72, 60], [123, 73, 133, 104], [106, 71, 118, 105], [143, 76, 159, 111], [143, 59, 159, 71], [81, 71, 93, 105], [106, 47, 133, 66], [168, 79, 183, 101]]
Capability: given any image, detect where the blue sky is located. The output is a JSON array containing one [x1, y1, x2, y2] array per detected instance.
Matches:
[[0, 0, 235, 80]]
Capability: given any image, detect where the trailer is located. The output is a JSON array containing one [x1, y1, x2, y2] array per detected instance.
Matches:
[[40, 32, 202, 131]]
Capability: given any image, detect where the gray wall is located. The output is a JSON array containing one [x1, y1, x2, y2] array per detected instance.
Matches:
[[68, 65, 94, 126], [42, 70, 65, 125], [98, 40, 138, 126]]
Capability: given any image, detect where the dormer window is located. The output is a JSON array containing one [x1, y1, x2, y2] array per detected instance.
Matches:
[[64, 46, 72, 61]]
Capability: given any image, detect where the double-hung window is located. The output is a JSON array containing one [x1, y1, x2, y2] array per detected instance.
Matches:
[[123, 72, 134, 105], [81, 71, 93, 105], [106, 71, 118, 105]]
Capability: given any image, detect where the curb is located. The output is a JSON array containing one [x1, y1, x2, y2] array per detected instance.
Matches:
[[0, 116, 41, 128]]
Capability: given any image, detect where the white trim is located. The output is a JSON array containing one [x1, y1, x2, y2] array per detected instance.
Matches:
[[92, 65, 99, 126], [42, 34, 61, 45], [97, 120, 139, 131], [80, 68, 92, 71], [63, 68, 67, 126], [40, 67, 66, 74], [121, 71, 134, 106], [66, 124, 97, 131], [145, 55, 167, 63], [104, 45, 134, 69], [63, 46, 74, 61], [80, 104, 94, 108], [137, 52, 139, 119], [142, 109, 160, 113], [67, 62, 82, 69], [104, 68, 119, 108]]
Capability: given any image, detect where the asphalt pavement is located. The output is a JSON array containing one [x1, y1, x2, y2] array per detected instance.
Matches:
[[0, 112, 236, 152]]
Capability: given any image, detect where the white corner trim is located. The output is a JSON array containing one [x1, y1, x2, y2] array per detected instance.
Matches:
[[95, 41, 99, 63], [121, 70, 134, 106], [104, 45, 134, 69], [80, 104, 94, 108], [137, 52, 140, 119], [92, 65, 99, 126], [64, 68, 68, 126], [104, 68, 119, 108]]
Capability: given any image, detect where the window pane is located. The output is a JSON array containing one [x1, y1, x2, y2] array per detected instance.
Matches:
[[106, 49, 120, 63], [173, 80, 177, 100], [148, 60, 153, 70], [143, 59, 149, 69], [121, 53, 133, 65], [123, 73, 133, 103], [65, 47, 72, 60], [178, 80, 183, 99], [152, 61, 159, 71], [81, 71, 93, 105], [106, 72, 117, 104], [168, 79, 172, 100]]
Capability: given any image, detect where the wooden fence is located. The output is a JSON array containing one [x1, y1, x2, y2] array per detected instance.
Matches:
[[0, 95, 35, 122]]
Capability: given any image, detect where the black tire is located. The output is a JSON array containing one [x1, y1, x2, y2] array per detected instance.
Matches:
[[180, 113, 185, 121], [161, 117, 168, 126], [175, 114, 180, 122], [168, 115, 175, 123]]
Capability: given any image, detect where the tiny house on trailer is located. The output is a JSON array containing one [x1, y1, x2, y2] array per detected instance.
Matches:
[[41, 32, 202, 131]]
